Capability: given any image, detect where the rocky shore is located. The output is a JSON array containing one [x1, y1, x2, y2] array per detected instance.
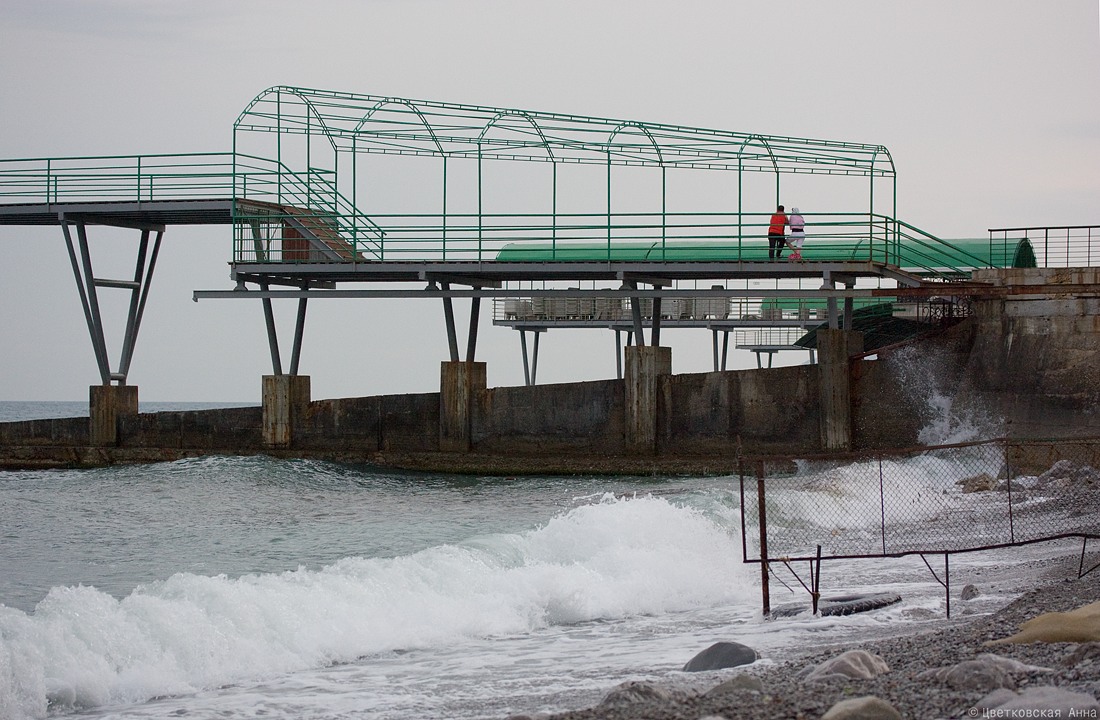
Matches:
[[511, 554, 1100, 720]]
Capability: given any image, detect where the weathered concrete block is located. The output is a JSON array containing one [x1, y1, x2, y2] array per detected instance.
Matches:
[[440, 361, 486, 452], [89, 384, 138, 446], [625, 345, 672, 454], [818, 330, 862, 451], [263, 375, 311, 448]]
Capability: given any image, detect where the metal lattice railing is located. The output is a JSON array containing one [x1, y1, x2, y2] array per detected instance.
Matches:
[[740, 438, 1100, 564], [989, 225, 1099, 268]]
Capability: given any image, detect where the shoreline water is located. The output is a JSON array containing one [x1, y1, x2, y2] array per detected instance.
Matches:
[[534, 553, 1100, 720]]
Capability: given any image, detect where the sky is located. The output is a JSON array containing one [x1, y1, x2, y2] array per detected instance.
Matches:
[[1, 0, 1098, 403]]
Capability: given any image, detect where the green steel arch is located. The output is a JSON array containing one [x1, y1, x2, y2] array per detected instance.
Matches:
[[229, 84, 899, 265]]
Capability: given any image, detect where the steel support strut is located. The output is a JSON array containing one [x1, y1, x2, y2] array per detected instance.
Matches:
[[260, 281, 310, 375], [519, 329, 542, 386], [60, 215, 164, 386], [441, 282, 460, 362], [439, 282, 482, 364]]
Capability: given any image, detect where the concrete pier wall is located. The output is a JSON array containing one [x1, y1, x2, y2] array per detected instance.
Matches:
[[2, 267, 1097, 471], [658, 365, 820, 456]]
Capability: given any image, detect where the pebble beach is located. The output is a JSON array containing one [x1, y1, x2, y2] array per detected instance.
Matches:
[[520, 553, 1100, 720]]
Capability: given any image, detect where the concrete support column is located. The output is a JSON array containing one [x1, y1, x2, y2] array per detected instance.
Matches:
[[817, 330, 863, 451], [624, 345, 672, 455], [263, 375, 311, 448], [440, 361, 487, 452], [89, 384, 139, 446]]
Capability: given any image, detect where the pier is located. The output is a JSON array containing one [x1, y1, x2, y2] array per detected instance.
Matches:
[[0, 86, 1096, 466]]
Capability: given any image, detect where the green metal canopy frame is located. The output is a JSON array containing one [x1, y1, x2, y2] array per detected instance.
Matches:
[[231, 85, 899, 265]]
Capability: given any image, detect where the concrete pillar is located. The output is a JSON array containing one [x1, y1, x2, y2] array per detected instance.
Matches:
[[818, 330, 863, 451], [624, 345, 672, 454], [440, 361, 487, 452], [263, 375, 311, 448], [89, 384, 139, 446]]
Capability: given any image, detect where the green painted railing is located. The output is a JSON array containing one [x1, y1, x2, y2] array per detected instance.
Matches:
[[0, 152, 238, 203], [0, 152, 385, 261], [0, 154, 1040, 277]]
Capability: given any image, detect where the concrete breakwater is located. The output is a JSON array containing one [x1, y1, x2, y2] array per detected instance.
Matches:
[[2, 268, 1098, 473]]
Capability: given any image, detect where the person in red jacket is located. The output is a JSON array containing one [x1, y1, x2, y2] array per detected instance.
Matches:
[[767, 205, 787, 260]]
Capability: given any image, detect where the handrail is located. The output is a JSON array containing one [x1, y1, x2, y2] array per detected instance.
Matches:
[[0, 156, 1034, 274]]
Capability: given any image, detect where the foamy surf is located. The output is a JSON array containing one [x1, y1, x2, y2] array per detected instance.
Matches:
[[0, 492, 752, 719]]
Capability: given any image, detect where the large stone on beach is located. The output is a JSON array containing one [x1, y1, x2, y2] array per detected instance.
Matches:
[[957, 472, 997, 493], [1036, 459, 1100, 489], [1062, 641, 1100, 667], [988, 601, 1100, 644], [705, 673, 765, 696], [682, 641, 758, 672], [917, 653, 1051, 691], [977, 686, 1100, 714], [803, 650, 890, 682], [598, 681, 676, 707], [821, 695, 902, 720]]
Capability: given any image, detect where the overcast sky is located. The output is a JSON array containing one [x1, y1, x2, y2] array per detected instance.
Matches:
[[1, 0, 1098, 403]]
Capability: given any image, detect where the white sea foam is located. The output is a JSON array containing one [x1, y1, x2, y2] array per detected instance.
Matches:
[[0, 493, 752, 720]]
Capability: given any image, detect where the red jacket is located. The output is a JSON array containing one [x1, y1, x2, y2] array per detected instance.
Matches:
[[768, 212, 787, 235]]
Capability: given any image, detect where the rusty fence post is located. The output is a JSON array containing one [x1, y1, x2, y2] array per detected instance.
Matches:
[[756, 459, 770, 617]]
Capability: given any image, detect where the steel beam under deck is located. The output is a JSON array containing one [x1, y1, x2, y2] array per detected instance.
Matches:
[[229, 259, 924, 287], [0, 199, 236, 227]]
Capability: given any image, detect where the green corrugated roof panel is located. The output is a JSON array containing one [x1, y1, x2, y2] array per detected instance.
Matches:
[[494, 237, 1036, 273]]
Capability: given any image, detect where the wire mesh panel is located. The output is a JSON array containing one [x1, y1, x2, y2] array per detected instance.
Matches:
[[741, 438, 1100, 563]]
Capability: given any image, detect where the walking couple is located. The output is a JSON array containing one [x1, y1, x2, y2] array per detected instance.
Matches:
[[767, 205, 805, 261]]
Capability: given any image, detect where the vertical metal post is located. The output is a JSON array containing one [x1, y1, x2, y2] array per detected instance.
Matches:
[[552, 162, 558, 256], [711, 329, 719, 372], [442, 155, 448, 261], [721, 330, 730, 371], [606, 150, 612, 260], [276, 91, 283, 204], [1005, 439, 1016, 543], [737, 157, 743, 256], [944, 553, 951, 619], [757, 461, 770, 617], [879, 455, 887, 555], [477, 146, 483, 260], [660, 165, 667, 258], [811, 545, 822, 615]]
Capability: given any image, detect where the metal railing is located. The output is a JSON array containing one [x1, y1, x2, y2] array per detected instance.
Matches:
[[0, 152, 238, 203], [491, 295, 894, 324], [0, 154, 1028, 278], [739, 437, 1100, 615], [231, 156, 385, 261], [989, 224, 1098, 267]]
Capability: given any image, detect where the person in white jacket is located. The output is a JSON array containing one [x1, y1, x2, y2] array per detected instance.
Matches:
[[786, 207, 806, 261]]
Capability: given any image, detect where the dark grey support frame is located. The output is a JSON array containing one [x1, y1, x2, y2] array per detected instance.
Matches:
[[60, 213, 164, 386]]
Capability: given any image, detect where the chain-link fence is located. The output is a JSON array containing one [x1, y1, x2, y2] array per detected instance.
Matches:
[[740, 437, 1100, 563], [739, 438, 1100, 616]]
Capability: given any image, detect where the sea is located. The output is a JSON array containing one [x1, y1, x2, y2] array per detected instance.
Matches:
[[0, 398, 1079, 720]]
